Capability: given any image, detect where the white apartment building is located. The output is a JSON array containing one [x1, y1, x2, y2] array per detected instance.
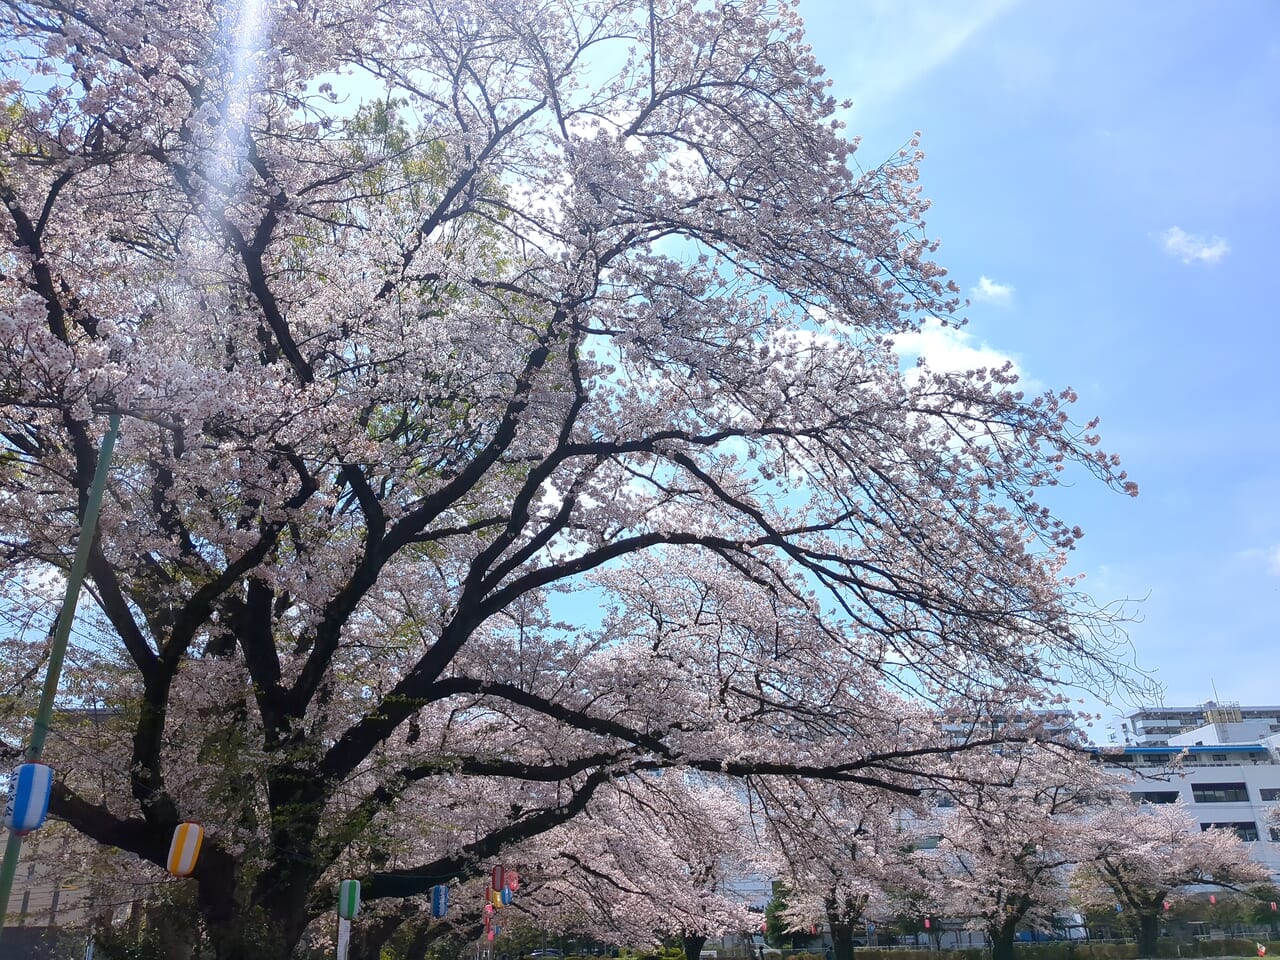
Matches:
[[1111, 701, 1280, 748], [1098, 702, 1280, 876]]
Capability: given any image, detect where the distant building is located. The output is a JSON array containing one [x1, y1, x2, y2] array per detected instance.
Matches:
[[1, 820, 102, 957], [1097, 702, 1280, 876], [3, 706, 153, 951], [1111, 701, 1280, 748]]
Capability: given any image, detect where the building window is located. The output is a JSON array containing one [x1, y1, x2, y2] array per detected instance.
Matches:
[[1270, 827, 1280, 842], [1260, 788, 1280, 802], [1191, 782, 1249, 803], [1201, 822, 1260, 842], [1212, 754, 1228, 762], [1131, 791, 1181, 804]]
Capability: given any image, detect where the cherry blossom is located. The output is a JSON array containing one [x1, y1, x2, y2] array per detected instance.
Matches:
[[0, 0, 1139, 955], [1075, 800, 1269, 957], [911, 745, 1110, 960]]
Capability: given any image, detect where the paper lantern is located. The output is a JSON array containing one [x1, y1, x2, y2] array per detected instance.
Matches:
[[1270, 901, 1277, 911], [431, 883, 449, 919], [4, 763, 54, 835], [166, 821, 204, 877], [338, 879, 361, 920], [491, 865, 505, 892], [924, 918, 931, 930], [501, 885, 513, 905], [1115, 903, 1123, 913], [1163, 901, 1171, 911], [490, 887, 503, 908], [1210, 895, 1217, 905], [506, 868, 520, 891]]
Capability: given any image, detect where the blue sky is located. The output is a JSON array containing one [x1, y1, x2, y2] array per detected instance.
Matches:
[[794, 0, 1280, 719]]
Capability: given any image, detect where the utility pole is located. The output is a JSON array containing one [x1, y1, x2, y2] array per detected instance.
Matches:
[[0, 414, 120, 945]]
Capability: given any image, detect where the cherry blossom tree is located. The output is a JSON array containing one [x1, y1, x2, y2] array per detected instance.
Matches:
[[1075, 800, 1269, 957], [758, 779, 922, 960], [913, 746, 1108, 960], [0, 0, 1138, 955], [354, 776, 760, 960], [514, 776, 761, 960]]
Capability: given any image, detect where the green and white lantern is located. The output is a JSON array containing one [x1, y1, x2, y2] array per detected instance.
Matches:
[[338, 879, 361, 920]]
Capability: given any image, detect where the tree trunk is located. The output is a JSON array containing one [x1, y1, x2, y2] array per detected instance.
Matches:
[[194, 847, 278, 960], [684, 933, 708, 960], [353, 907, 415, 959], [404, 926, 433, 960], [203, 911, 292, 960], [1136, 912, 1160, 958], [829, 921, 854, 960], [195, 879, 306, 960], [990, 923, 1018, 960]]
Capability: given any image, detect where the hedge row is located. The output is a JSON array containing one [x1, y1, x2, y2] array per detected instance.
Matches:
[[614, 941, 1279, 960], [848, 941, 1279, 960]]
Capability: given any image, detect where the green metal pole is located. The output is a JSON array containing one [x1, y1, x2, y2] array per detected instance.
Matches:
[[0, 413, 120, 942]]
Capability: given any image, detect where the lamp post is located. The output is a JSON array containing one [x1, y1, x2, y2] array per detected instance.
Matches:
[[0, 414, 120, 944]]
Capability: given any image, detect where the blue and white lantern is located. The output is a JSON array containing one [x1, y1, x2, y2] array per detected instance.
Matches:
[[500, 885, 512, 906], [4, 763, 54, 835], [431, 883, 449, 919]]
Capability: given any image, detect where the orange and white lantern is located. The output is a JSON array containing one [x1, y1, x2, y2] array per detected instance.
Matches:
[[167, 821, 204, 877]]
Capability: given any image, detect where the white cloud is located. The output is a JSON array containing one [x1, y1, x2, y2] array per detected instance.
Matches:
[[1233, 545, 1280, 576], [970, 275, 1014, 306], [1263, 546, 1280, 577], [837, 0, 1018, 113], [1156, 226, 1230, 264], [892, 318, 1023, 378]]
